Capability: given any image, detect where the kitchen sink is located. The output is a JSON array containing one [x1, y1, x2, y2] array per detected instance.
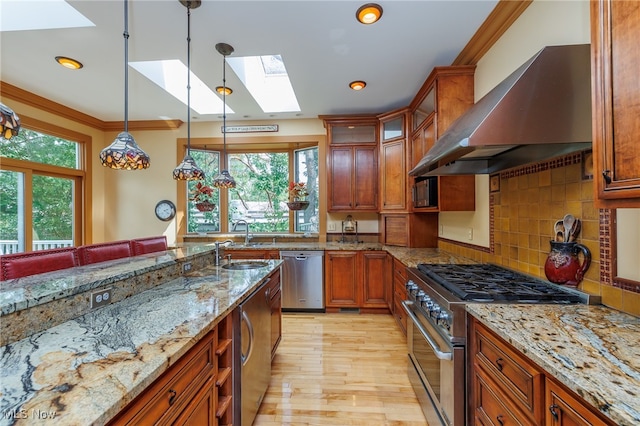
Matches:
[[222, 261, 269, 270]]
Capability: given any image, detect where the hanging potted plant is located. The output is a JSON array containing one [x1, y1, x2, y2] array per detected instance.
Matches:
[[287, 181, 309, 210], [190, 182, 216, 212]]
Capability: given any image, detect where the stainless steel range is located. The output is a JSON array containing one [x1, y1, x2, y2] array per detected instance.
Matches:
[[402, 263, 597, 426]]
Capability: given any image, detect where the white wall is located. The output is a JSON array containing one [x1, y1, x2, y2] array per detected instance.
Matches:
[[438, 0, 591, 247]]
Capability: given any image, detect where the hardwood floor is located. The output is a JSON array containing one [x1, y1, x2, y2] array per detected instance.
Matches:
[[254, 313, 428, 425]]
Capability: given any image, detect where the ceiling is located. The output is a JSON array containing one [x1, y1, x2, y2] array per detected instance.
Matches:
[[0, 0, 500, 124]]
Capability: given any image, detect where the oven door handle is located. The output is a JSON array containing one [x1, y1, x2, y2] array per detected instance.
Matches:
[[402, 300, 453, 361]]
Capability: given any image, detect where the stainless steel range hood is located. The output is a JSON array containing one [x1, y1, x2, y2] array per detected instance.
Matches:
[[409, 44, 592, 177]]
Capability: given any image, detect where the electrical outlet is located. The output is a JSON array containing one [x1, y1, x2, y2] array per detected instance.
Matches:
[[328, 223, 336, 231], [182, 262, 192, 273], [91, 288, 112, 309], [468, 228, 473, 240], [440, 225, 444, 235]]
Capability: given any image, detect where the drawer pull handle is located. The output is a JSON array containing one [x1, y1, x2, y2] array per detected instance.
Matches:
[[602, 170, 612, 184], [168, 389, 177, 405], [549, 404, 559, 420], [495, 357, 505, 371], [496, 414, 505, 426]]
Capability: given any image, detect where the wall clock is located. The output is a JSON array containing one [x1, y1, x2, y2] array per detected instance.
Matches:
[[155, 200, 176, 221]]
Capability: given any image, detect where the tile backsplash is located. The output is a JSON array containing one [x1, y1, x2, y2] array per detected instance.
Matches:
[[438, 152, 639, 317]]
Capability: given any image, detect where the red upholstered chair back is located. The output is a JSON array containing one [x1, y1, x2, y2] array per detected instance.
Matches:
[[77, 240, 133, 265], [131, 236, 168, 256], [0, 247, 80, 281]]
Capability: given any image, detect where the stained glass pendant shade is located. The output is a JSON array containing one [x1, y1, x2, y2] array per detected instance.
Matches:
[[173, 0, 205, 181], [99, 0, 150, 170], [212, 42, 236, 189], [0, 103, 21, 140]]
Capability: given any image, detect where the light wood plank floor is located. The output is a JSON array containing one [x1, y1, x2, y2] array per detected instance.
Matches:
[[254, 313, 428, 425]]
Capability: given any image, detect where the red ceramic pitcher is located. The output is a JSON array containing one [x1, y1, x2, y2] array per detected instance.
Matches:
[[544, 241, 591, 287]]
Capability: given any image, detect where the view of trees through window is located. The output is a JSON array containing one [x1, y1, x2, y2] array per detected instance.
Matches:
[[186, 146, 318, 235], [0, 128, 79, 254]]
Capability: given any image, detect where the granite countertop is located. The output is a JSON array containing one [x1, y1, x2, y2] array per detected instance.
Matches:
[[0, 260, 281, 425], [466, 304, 640, 426]]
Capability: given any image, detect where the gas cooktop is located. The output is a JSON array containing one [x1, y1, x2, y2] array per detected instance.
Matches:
[[416, 263, 587, 303]]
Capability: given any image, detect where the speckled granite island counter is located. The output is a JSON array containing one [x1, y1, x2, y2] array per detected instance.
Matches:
[[467, 304, 640, 425], [0, 259, 281, 425]]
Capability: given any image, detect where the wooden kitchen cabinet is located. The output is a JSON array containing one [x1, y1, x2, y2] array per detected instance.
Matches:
[[361, 251, 391, 309], [323, 116, 379, 212], [469, 316, 614, 426], [325, 251, 390, 313], [215, 314, 234, 425], [379, 109, 410, 213], [591, 0, 640, 207], [379, 213, 438, 248], [392, 257, 408, 336], [327, 145, 378, 211], [265, 268, 282, 360], [325, 251, 359, 308], [109, 328, 218, 426], [409, 66, 476, 213], [470, 318, 544, 425]]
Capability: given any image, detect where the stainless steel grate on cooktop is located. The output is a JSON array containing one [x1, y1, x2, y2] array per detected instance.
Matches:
[[416, 263, 591, 303]]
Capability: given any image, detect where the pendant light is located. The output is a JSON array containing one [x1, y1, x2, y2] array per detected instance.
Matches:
[[99, 0, 150, 170], [212, 42, 236, 189], [0, 103, 21, 140], [173, 0, 205, 181]]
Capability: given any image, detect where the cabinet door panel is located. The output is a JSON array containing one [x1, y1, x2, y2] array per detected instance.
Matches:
[[329, 147, 355, 210], [353, 147, 378, 210], [325, 252, 359, 306], [362, 252, 389, 307], [380, 140, 406, 210], [592, 0, 640, 205]]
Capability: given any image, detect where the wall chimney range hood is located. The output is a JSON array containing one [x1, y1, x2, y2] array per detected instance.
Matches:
[[409, 44, 592, 177]]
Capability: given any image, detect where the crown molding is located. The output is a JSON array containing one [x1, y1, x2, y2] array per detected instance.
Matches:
[[1, 81, 183, 132]]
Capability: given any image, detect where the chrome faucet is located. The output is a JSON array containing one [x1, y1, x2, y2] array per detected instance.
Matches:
[[234, 219, 252, 245]]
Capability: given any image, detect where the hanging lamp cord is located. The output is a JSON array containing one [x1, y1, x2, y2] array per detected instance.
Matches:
[[186, 4, 192, 153], [222, 52, 227, 166], [123, 0, 130, 133]]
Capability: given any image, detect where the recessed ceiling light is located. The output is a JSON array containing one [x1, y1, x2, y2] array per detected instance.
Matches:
[[55, 56, 83, 70], [349, 81, 367, 91], [216, 86, 233, 95], [356, 3, 383, 25]]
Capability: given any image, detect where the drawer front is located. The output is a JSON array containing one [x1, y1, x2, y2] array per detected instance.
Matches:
[[393, 258, 407, 281], [473, 322, 542, 423], [474, 369, 534, 426]]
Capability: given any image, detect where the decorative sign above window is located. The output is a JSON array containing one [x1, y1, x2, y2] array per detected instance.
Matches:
[[222, 125, 279, 133]]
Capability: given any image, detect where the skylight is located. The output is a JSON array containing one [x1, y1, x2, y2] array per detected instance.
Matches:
[[227, 54, 300, 113], [0, 0, 94, 32], [130, 60, 233, 115]]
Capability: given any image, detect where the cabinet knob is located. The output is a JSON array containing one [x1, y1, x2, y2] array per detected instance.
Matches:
[[549, 404, 559, 420], [496, 414, 505, 426], [168, 389, 177, 405], [602, 170, 612, 184]]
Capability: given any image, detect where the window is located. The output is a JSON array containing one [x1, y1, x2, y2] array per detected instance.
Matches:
[[0, 126, 85, 254], [182, 145, 318, 235], [293, 147, 319, 233], [228, 152, 290, 232], [186, 149, 220, 234]]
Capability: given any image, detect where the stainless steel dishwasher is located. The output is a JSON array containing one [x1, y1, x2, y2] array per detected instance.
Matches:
[[280, 251, 324, 311]]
